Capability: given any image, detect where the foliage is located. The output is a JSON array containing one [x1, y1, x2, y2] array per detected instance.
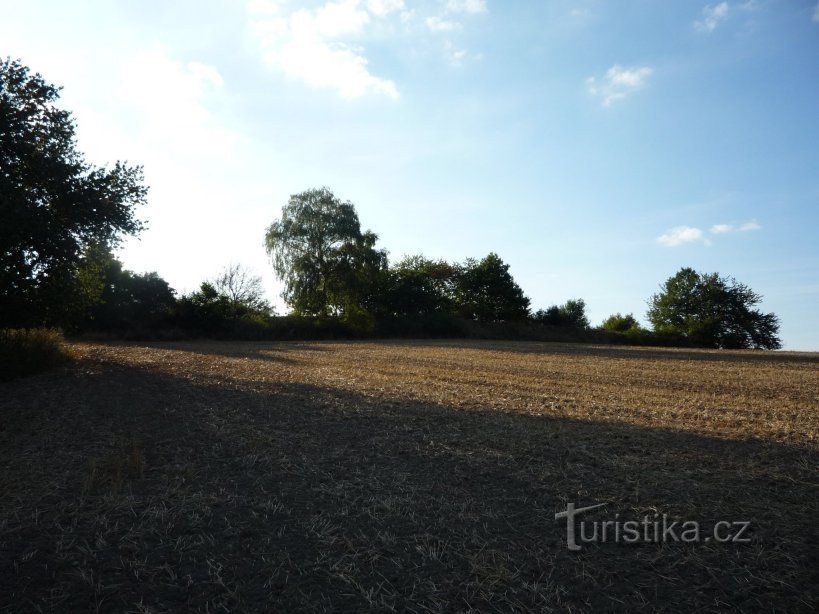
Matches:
[[0, 328, 70, 380], [173, 266, 273, 335], [212, 264, 272, 318], [174, 282, 234, 333], [533, 299, 590, 329], [381, 255, 456, 317], [264, 188, 387, 316], [601, 312, 641, 332], [87, 249, 176, 331], [647, 267, 781, 349], [0, 58, 147, 328], [452, 253, 530, 321]]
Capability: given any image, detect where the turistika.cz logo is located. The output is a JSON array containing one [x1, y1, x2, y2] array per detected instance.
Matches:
[[555, 502, 752, 551]]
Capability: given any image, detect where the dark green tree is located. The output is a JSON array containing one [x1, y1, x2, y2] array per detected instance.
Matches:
[[1, 58, 147, 326], [87, 249, 176, 331], [533, 299, 590, 329], [453, 253, 530, 321], [264, 188, 386, 316], [175, 282, 233, 333], [382, 255, 456, 317], [647, 267, 781, 349]]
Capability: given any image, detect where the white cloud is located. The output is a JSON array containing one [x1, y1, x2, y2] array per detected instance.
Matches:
[[659, 219, 762, 246], [587, 65, 653, 107], [813, 3, 819, 22], [709, 219, 761, 234], [451, 49, 467, 63], [657, 226, 705, 247], [247, 0, 400, 100], [426, 0, 487, 33], [426, 16, 460, 31], [444, 0, 487, 14], [366, 0, 405, 17], [118, 50, 241, 158], [710, 223, 734, 234], [695, 2, 730, 32], [442, 40, 472, 67]]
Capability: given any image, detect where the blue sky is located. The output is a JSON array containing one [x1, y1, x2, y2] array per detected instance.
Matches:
[[2, 0, 818, 348]]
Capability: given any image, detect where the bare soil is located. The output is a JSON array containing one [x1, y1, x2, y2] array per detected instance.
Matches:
[[1, 340, 817, 612]]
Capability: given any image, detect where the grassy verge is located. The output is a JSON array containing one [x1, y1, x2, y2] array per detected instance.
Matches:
[[0, 328, 71, 381]]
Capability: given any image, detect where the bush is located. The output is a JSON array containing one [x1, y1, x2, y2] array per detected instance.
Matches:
[[0, 328, 71, 381], [532, 299, 590, 329], [600, 313, 641, 332]]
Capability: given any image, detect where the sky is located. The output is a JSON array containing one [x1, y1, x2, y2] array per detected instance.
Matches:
[[2, 0, 818, 349]]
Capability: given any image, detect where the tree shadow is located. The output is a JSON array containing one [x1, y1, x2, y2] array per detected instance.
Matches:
[[1, 358, 816, 612]]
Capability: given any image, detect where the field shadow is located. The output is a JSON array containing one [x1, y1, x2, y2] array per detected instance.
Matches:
[[1, 358, 816, 612]]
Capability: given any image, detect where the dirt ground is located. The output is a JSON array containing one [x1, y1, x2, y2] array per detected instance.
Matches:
[[1, 340, 817, 612]]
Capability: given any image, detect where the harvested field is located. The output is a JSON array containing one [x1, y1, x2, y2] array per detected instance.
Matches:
[[1, 339, 817, 612]]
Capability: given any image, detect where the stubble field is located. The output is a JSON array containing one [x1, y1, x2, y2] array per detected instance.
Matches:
[[1, 340, 817, 612]]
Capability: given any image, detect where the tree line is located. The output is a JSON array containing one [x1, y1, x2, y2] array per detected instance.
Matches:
[[0, 58, 782, 349]]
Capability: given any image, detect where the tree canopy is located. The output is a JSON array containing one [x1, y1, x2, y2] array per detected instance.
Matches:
[[88, 248, 176, 331], [264, 188, 387, 316], [601, 312, 641, 332], [453, 253, 530, 321], [213, 264, 272, 318], [533, 299, 590, 329], [381, 255, 456, 318], [647, 267, 781, 349], [0, 58, 147, 326]]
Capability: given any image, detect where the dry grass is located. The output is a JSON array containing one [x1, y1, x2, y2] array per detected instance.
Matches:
[[0, 328, 71, 381], [1, 339, 817, 612]]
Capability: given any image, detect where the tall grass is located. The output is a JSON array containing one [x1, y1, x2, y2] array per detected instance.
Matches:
[[0, 328, 71, 381]]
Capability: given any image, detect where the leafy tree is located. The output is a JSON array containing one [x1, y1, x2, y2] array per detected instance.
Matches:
[[601, 312, 641, 332], [36, 242, 108, 330], [264, 188, 386, 316], [329, 230, 387, 317], [382, 255, 456, 317], [533, 299, 590, 329], [647, 267, 781, 349], [213, 264, 272, 318], [175, 282, 233, 332], [87, 249, 176, 330], [1, 58, 147, 326], [453, 253, 530, 321]]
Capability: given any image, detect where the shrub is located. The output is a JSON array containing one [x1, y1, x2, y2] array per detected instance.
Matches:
[[601, 313, 641, 332], [0, 328, 71, 381], [532, 299, 590, 329]]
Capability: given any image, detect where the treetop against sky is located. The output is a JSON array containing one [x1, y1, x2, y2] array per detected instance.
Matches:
[[2, 0, 817, 348]]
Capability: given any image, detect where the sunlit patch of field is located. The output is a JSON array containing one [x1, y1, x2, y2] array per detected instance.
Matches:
[[1, 340, 817, 611]]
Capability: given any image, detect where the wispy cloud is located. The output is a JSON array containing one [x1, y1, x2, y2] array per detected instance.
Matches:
[[710, 223, 733, 234], [444, 0, 487, 14], [813, 3, 819, 23], [424, 0, 487, 65], [710, 219, 761, 234], [587, 65, 653, 107], [695, 2, 730, 33], [657, 226, 706, 247], [247, 0, 402, 100], [658, 219, 761, 247], [426, 15, 460, 31], [367, 0, 405, 17], [426, 0, 488, 31]]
